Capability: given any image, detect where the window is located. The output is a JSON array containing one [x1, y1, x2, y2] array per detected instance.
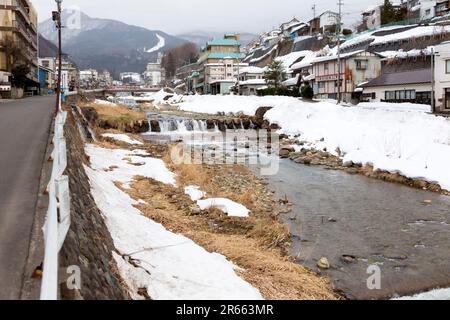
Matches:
[[324, 63, 329, 71], [385, 90, 416, 101], [446, 60, 450, 74], [355, 59, 368, 70], [426, 9, 431, 15]]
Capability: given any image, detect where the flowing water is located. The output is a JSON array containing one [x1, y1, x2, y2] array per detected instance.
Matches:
[[142, 113, 450, 300]]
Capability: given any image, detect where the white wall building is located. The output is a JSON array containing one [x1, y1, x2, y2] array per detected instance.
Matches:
[[237, 66, 267, 95], [434, 41, 450, 113]]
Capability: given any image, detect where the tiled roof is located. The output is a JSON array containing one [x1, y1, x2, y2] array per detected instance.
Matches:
[[207, 39, 240, 46], [362, 69, 432, 87]]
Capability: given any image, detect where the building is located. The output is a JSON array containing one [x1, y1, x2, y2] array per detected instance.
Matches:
[[361, 70, 432, 104], [38, 65, 54, 94], [237, 66, 267, 95], [0, 0, 39, 98], [435, 0, 450, 16], [56, 59, 78, 92], [312, 50, 382, 102], [196, 34, 248, 94], [99, 70, 112, 87], [120, 72, 142, 85], [309, 11, 340, 35], [406, 0, 436, 20], [79, 69, 99, 82], [361, 6, 382, 31], [144, 54, 165, 86], [433, 41, 450, 113], [361, 53, 432, 104]]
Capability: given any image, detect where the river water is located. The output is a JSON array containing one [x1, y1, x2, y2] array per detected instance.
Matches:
[[261, 159, 450, 300], [143, 114, 450, 300]]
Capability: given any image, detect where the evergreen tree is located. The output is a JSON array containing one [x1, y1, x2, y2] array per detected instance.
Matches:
[[264, 60, 286, 89]]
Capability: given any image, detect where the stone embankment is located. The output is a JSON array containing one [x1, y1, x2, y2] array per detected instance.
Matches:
[[59, 106, 129, 300]]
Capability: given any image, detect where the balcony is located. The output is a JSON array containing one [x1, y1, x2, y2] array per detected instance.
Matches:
[[13, 0, 31, 24]]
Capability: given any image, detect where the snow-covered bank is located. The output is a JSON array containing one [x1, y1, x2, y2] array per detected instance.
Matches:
[[102, 133, 143, 145], [178, 95, 295, 115], [393, 288, 450, 300], [266, 100, 450, 191], [84, 145, 262, 300], [176, 95, 450, 191]]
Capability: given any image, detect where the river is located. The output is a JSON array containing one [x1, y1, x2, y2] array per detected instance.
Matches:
[[142, 113, 450, 300]]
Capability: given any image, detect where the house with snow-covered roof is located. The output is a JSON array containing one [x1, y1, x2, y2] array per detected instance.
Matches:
[[237, 66, 267, 95], [311, 50, 382, 102], [309, 11, 340, 35], [358, 51, 432, 104]]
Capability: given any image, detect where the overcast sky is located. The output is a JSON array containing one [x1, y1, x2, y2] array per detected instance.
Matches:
[[32, 0, 383, 35]]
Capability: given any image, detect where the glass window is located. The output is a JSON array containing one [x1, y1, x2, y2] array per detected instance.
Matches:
[[446, 60, 450, 74]]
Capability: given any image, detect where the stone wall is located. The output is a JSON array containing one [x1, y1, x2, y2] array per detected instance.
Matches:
[[59, 108, 129, 300]]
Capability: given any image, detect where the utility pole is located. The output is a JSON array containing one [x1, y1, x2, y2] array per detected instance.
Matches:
[[53, 0, 63, 112], [431, 47, 435, 113], [337, 0, 343, 104]]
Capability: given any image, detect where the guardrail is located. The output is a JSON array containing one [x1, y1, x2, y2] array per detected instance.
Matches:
[[40, 97, 71, 300]]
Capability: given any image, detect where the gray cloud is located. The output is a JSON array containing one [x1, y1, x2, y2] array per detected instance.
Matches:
[[32, 0, 382, 35]]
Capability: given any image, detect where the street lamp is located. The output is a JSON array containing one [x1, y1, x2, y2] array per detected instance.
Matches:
[[53, 0, 63, 112]]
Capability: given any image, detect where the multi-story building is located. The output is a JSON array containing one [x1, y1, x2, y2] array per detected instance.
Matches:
[[99, 70, 112, 87], [312, 50, 382, 102], [79, 69, 100, 89], [433, 41, 450, 113], [0, 0, 39, 97], [361, 54, 432, 104], [143, 54, 165, 86], [197, 34, 248, 94], [435, 0, 450, 16], [309, 11, 340, 35], [236, 66, 266, 95], [56, 59, 78, 92], [120, 72, 142, 85]]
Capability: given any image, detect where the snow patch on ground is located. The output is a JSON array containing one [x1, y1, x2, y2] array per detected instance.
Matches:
[[85, 144, 176, 187], [84, 144, 262, 300], [184, 185, 206, 201], [197, 198, 250, 218], [102, 133, 144, 145], [94, 99, 117, 106]]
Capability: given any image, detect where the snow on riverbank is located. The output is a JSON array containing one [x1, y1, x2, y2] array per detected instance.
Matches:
[[178, 95, 295, 115], [393, 288, 450, 300], [266, 100, 450, 191], [177, 95, 450, 191], [197, 198, 250, 218], [102, 133, 143, 145], [84, 145, 262, 300]]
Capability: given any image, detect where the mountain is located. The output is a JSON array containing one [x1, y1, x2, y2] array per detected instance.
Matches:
[[178, 31, 258, 48], [38, 34, 58, 58], [39, 11, 188, 76]]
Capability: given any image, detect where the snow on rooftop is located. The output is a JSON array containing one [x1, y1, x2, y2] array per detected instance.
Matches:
[[240, 66, 265, 74], [276, 51, 310, 71]]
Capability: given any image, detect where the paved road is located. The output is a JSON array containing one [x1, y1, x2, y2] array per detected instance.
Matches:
[[0, 96, 54, 299]]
